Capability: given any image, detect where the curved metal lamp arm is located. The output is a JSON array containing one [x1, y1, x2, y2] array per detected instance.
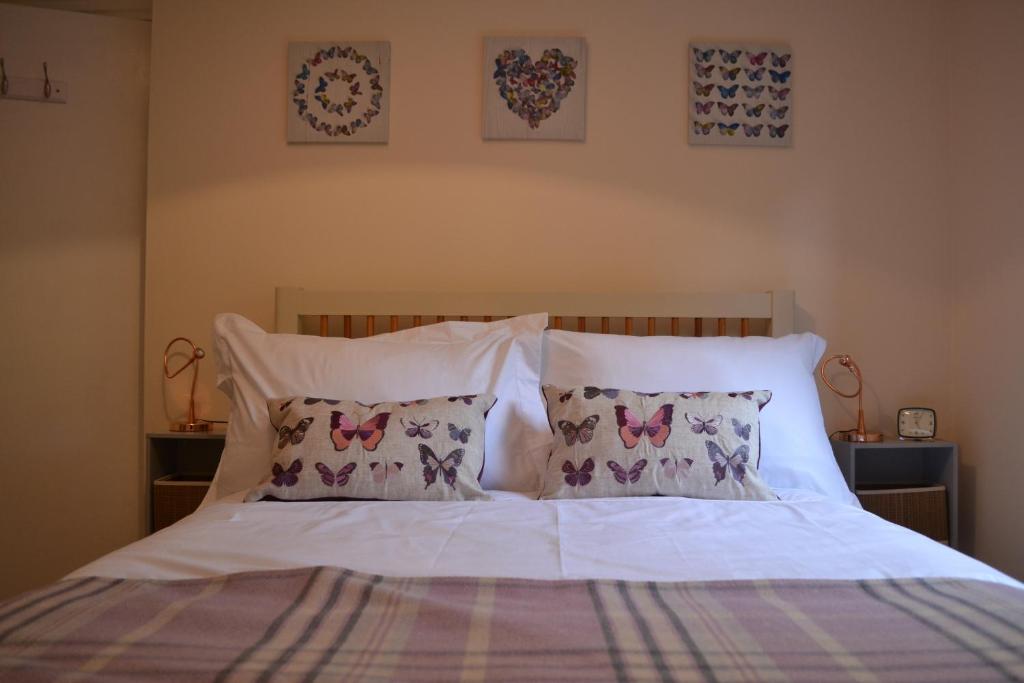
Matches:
[[819, 353, 878, 441], [162, 337, 207, 429]]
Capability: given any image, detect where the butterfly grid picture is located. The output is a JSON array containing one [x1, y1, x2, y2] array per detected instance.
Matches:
[[689, 44, 792, 147]]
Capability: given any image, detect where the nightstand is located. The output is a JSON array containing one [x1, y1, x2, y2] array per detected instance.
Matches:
[[831, 439, 958, 548], [146, 431, 225, 533]]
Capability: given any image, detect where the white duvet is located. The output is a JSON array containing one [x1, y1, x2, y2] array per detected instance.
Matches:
[[71, 490, 1019, 589]]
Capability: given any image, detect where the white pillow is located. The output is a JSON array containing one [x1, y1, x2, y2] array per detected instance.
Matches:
[[209, 313, 549, 499], [542, 330, 858, 505]]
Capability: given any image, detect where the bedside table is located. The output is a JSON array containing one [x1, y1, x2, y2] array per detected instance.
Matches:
[[146, 432, 225, 533], [831, 439, 958, 548]]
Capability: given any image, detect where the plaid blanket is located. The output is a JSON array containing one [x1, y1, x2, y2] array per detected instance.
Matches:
[[0, 567, 1022, 682]]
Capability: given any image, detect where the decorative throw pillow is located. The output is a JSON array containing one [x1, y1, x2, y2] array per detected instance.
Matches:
[[245, 393, 496, 502], [539, 386, 776, 501]]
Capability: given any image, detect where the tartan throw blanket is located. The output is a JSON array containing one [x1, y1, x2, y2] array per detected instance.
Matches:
[[0, 567, 1022, 682]]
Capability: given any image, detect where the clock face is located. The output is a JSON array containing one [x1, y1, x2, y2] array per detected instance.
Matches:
[[898, 408, 936, 439]]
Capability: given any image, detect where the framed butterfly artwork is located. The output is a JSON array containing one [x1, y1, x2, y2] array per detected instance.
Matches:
[[482, 37, 587, 141], [689, 43, 792, 147], [287, 41, 390, 143]]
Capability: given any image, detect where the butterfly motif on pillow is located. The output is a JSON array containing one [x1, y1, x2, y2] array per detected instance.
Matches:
[[315, 462, 356, 487], [559, 390, 575, 403], [717, 122, 740, 136], [563, 458, 595, 487], [742, 85, 765, 98], [583, 387, 620, 400], [694, 101, 714, 115], [399, 399, 429, 407], [608, 459, 648, 485], [447, 395, 477, 405], [769, 69, 791, 84], [746, 51, 768, 66], [769, 124, 790, 138], [278, 399, 294, 412], [692, 47, 715, 63], [369, 460, 404, 484], [717, 84, 739, 99], [557, 415, 600, 447], [717, 102, 738, 116], [330, 411, 390, 451], [744, 67, 765, 82], [680, 392, 710, 400], [706, 442, 750, 485], [768, 87, 791, 101], [660, 456, 694, 479], [768, 105, 789, 120], [304, 397, 341, 406], [686, 413, 723, 435], [401, 418, 438, 439], [719, 49, 741, 64], [278, 417, 314, 449], [695, 63, 714, 78], [272, 459, 303, 487], [692, 82, 714, 97], [743, 103, 766, 118], [771, 52, 791, 68], [728, 391, 755, 400], [743, 124, 764, 137], [693, 121, 715, 136], [419, 444, 464, 489], [614, 405, 674, 449], [448, 423, 472, 444], [732, 418, 752, 440], [719, 66, 741, 81]]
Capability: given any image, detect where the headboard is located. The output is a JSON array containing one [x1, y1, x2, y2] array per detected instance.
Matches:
[[275, 288, 795, 338]]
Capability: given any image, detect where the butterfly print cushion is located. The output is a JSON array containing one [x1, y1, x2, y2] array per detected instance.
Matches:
[[540, 385, 776, 501], [245, 393, 496, 502]]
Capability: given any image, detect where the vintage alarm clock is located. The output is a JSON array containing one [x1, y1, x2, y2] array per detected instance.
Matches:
[[897, 407, 936, 440]]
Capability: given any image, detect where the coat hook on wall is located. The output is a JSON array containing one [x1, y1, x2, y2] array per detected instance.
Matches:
[[1, 58, 8, 96], [42, 61, 51, 99], [0, 58, 67, 104]]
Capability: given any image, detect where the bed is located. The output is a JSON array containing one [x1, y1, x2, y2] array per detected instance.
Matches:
[[2, 289, 1021, 682]]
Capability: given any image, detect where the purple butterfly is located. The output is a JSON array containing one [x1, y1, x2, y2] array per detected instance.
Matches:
[[660, 457, 694, 479], [607, 459, 648, 485], [694, 101, 713, 115], [277, 417, 314, 449], [743, 124, 764, 138], [448, 423, 472, 444], [680, 392, 709, 400], [732, 418, 751, 440], [728, 391, 755, 400], [563, 458, 595, 487], [706, 442, 750, 485], [315, 462, 356, 487], [304, 397, 341, 406], [419, 444, 464, 489], [583, 386, 620, 400], [686, 413, 723, 435], [717, 102, 739, 116], [272, 458, 303, 487], [447, 395, 476, 405], [557, 415, 599, 447], [401, 417, 438, 439]]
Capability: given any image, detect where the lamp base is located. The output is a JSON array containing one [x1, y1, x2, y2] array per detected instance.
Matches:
[[170, 422, 211, 433], [839, 431, 884, 443]]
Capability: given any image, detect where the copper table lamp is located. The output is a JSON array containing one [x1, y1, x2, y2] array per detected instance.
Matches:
[[163, 337, 210, 433], [819, 353, 883, 442]]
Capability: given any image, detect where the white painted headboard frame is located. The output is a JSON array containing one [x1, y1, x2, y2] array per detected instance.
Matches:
[[275, 288, 795, 338]]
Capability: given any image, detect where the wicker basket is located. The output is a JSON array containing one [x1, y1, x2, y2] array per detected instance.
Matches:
[[856, 485, 949, 544], [152, 474, 212, 531]]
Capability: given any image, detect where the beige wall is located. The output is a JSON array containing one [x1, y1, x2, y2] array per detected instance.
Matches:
[[145, 0, 952, 442], [948, 1, 1024, 578], [0, 4, 149, 598]]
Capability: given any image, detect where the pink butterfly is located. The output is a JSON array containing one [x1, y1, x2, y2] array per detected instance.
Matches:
[[694, 101, 713, 115], [419, 444, 464, 489], [685, 413, 723, 435], [768, 87, 791, 101], [330, 411, 390, 452], [369, 460, 404, 484], [562, 458, 595, 487], [278, 417, 314, 449], [706, 442, 750, 485], [660, 457, 694, 479], [272, 458, 303, 487], [746, 51, 768, 66], [401, 418, 438, 439], [315, 462, 356, 487], [607, 459, 648, 485], [557, 415, 600, 447], [614, 405, 674, 449]]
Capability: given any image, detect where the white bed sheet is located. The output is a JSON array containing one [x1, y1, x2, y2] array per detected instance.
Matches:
[[71, 489, 1020, 589]]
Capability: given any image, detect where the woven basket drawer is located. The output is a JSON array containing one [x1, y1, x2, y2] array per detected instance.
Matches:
[[153, 475, 211, 531], [857, 485, 949, 544]]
